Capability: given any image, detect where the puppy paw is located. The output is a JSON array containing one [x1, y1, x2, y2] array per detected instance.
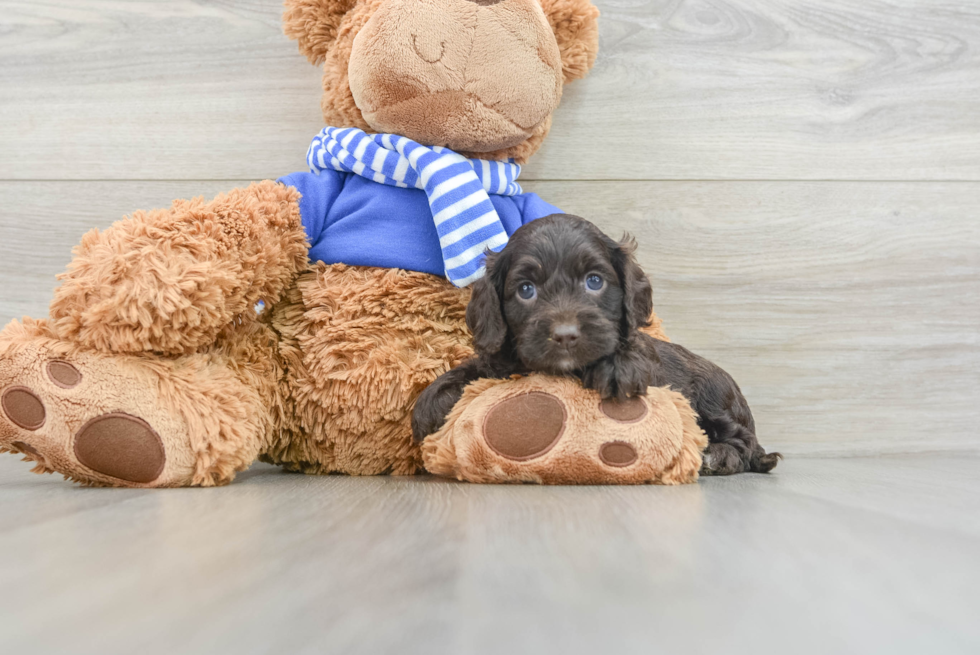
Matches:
[[700, 442, 747, 476], [412, 376, 468, 442], [751, 449, 782, 473], [581, 348, 653, 400], [411, 398, 449, 443], [701, 442, 781, 476]]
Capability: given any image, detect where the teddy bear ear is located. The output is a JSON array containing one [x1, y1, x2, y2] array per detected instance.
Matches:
[[538, 0, 601, 83], [282, 0, 359, 66]]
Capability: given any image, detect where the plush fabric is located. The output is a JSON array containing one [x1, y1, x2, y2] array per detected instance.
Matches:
[[0, 317, 284, 487], [1, 264, 472, 486], [261, 264, 474, 476], [346, 0, 563, 155], [49, 180, 308, 356], [303, 127, 529, 286], [422, 375, 707, 485]]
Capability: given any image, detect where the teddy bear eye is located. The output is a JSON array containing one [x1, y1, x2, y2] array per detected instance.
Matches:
[[517, 282, 537, 300], [585, 274, 604, 291]]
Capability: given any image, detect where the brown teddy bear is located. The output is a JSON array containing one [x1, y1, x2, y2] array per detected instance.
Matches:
[[0, 0, 705, 487]]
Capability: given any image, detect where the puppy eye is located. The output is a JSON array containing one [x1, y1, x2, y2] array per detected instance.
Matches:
[[585, 274, 604, 291], [517, 282, 537, 300]]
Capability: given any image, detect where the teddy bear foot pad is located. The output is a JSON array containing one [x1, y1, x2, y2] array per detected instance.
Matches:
[[422, 375, 708, 485]]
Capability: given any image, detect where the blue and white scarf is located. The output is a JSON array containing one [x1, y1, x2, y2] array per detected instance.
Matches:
[[307, 127, 522, 287]]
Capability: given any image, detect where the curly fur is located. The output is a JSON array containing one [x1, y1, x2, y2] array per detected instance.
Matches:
[[539, 0, 601, 82], [49, 181, 307, 356], [261, 264, 474, 476]]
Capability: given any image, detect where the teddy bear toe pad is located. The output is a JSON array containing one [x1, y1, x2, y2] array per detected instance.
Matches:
[[598, 441, 638, 467], [600, 397, 647, 422], [2, 387, 47, 430], [47, 360, 82, 388], [484, 392, 565, 461], [74, 413, 166, 484]]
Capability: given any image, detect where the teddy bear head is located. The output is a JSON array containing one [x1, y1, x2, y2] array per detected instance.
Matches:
[[283, 0, 600, 163]]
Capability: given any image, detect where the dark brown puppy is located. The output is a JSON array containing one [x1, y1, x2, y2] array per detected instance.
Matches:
[[412, 214, 780, 475]]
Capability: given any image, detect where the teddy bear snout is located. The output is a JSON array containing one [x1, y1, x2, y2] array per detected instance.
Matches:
[[411, 33, 445, 65]]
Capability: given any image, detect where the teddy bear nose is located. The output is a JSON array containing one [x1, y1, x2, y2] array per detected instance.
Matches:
[[465, 0, 507, 5], [552, 323, 580, 348]]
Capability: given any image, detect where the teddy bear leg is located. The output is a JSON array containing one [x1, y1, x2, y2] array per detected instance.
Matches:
[[0, 317, 283, 487], [48, 181, 308, 355]]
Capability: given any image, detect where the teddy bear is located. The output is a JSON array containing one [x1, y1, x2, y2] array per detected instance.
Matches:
[[0, 0, 706, 487]]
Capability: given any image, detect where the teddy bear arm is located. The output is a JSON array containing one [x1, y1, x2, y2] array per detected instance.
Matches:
[[49, 181, 309, 355]]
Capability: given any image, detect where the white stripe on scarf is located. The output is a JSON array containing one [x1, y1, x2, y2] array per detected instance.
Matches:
[[306, 127, 522, 287]]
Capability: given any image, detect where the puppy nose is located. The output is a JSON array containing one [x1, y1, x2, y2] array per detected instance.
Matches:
[[551, 323, 580, 348]]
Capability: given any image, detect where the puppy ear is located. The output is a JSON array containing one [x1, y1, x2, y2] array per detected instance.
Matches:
[[611, 234, 654, 334], [283, 0, 358, 66], [466, 253, 508, 356], [539, 0, 601, 83]]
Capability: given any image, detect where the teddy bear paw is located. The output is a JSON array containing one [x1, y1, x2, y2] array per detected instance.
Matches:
[[0, 322, 197, 487], [422, 375, 708, 485]]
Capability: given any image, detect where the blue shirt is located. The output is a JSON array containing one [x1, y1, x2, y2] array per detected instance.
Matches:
[[279, 171, 561, 278]]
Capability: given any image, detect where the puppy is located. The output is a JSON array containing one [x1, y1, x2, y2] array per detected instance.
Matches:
[[412, 214, 780, 475]]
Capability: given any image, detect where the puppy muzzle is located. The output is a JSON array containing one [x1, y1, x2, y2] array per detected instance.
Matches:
[[516, 308, 618, 374]]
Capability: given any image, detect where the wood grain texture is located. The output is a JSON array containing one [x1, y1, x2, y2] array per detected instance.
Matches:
[[1, 0, 979, 181], [0, 454, 978, 654], [1, 180, 977, 455]]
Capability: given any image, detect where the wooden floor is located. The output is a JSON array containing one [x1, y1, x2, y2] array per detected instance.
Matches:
[[1, 453, 978, 654], [1, 0, 978, 456], [1, 1, 979, 652]]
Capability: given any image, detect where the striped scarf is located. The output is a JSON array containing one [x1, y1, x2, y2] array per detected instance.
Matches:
[[306, 127, 522, 287]]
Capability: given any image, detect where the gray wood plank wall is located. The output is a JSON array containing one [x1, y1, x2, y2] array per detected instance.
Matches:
[[1, 1, 977, 456]]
